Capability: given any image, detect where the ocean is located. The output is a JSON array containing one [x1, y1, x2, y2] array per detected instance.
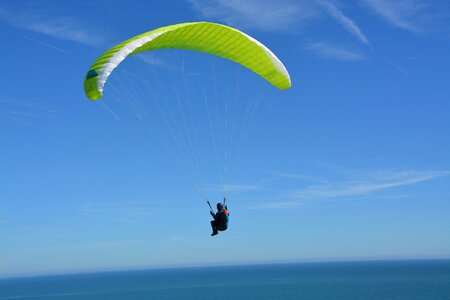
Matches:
[[1, 260, 449, 299]]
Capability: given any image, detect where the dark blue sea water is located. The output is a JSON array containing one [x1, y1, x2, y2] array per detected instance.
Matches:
[[1, 260, 449, 299]]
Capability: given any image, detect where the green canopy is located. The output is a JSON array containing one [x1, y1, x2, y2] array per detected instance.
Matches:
[[84, 22, 291, 100]]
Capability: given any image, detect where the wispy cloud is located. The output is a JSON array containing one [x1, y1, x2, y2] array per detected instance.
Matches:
[[363, 0, 450, 35], [316, 0, 370, 46], [253, 170, 450, 209], [167, 234, 198, 245], [23, 35, 70, 54], [0, 6, 105, 47], [80, 200, 173, 224], [304, 41, 367, 61], [206, 183, 260, 193], [294, 170, 449, 200], [188, 0, 372, 62], [188, 0, 319, 32], [0, 98, 57, 114], [135, 53, 201, 77], [259, 171, 327, 183], [386, 59, 410, 75], [226, 184, 260, 193], [81, 202, 140, 224], [138, 54, 173, 68], [45, 239, 147, 253], [253, 200, 301, 209], [0, 97, 58, 124]]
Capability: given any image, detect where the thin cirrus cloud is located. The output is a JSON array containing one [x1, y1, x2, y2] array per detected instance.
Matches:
[[135, 53, 202, 77], [23, 35, 71, 55], [316, 0, 370, 46], [294, 170, 449, 200], [0, 6, 105, 48], [79, 199, 183, 224], [188, 0, 319, 32], [137, 54, 184, 72], [0, 97, 58, 123], [208, 184, 260, 193], [80, 201, 157, 224], [304, 41, 366, 61], [254, 170, 450, 208], [385, 59, 410, 75], [363, 0, 450, 35], [188, 0, 370, 46], [188, 0, 371, 62]]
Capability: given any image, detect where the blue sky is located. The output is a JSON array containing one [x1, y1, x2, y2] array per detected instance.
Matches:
[[1, 0, 449, 277]]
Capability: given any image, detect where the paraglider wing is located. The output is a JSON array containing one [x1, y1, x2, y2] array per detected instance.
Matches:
[[84, 22, 291, 100]]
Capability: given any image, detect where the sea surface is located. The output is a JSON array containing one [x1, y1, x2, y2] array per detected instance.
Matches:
[[1, 260, 449, 299]]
